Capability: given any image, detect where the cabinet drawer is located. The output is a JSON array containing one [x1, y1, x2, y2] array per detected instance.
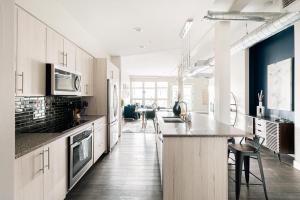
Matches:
[[255, 119, 266, 132]]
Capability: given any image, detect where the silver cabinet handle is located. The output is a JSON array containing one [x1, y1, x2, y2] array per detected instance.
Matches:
[[16, 72, 24, 93], [86, 84, 88, 94], [66, 53, 68, 67], [14, 70, 17, 94], [61, 52, 65, 66], [44, 147, 50, 170], [39, 151, 45, 174]]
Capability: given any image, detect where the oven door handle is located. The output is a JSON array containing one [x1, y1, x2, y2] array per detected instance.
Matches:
[[71, 134, 92, 148]]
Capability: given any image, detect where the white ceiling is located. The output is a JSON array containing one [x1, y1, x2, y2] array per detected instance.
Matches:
[[56, 0, 218, 56], [52, 0, 281, 77], [121, 50, 181, 78]]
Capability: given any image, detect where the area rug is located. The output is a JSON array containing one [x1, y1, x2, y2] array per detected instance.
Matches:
[[122, 119, 155, 133]]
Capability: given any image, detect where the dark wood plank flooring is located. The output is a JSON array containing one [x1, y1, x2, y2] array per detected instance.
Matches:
[[67, 132, 300, 200], [228, 150, 300, 200], [66, 133, 162, 200]]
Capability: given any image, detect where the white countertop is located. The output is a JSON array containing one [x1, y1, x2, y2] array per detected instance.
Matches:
[[157, 111, 252, 137]]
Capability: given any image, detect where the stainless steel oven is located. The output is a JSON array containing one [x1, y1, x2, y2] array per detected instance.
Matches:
[[46, 63, 81, 96], [69, 126, 93, 189]]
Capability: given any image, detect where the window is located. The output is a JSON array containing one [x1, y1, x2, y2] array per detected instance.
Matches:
[[172, 85, 178, 105], [156, 82, 168, 108], [131, 81, 143, 106], [130, 80, 172, 108], [144, 81, 155, 106]]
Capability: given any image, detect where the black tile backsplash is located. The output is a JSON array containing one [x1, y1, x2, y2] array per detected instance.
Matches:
[[15, 96, 82, 133]]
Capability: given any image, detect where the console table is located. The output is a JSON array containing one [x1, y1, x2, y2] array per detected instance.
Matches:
[[247, 116, 294, 159]]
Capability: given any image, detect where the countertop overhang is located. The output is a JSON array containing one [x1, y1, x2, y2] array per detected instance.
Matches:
[[157, 111, 252, 137]]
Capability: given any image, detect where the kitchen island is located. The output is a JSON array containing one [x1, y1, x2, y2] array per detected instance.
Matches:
[[155, 111, 251, 200]]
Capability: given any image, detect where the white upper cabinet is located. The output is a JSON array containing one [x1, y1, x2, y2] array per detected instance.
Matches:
[[76, 48, 94, 96], [107, 61, 120, 82], [63, 39, 76, 71], [46, 28, 64, 65], [16, 6, 93, 97], [16, 7, 46, 96], [46, 28, 76, 71]]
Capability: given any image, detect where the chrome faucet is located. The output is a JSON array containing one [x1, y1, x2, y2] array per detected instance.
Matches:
[[178, 101, 191, 122]]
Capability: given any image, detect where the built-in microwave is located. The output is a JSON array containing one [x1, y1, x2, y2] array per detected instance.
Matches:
[[46, 63, 81, 96]]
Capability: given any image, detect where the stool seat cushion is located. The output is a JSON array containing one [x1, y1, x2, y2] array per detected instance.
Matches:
[[229, 144, 256, 153]]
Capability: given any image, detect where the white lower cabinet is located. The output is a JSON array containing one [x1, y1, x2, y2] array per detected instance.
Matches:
[[15, 146, 44, 200], [156, 133, 163, 184], [93, 117, 107, 163], [15, 137, 68, 200], [44, 137, 68, 200]]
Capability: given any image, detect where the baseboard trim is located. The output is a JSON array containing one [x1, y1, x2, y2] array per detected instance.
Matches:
[[293, 160, 300, 170]]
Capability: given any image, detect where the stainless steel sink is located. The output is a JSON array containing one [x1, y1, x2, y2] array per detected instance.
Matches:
[[162, 116, 180, 119], [163, 117, 184, 123]]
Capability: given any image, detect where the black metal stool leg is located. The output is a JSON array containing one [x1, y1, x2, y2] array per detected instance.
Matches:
[[235, 153, 243, 200], [257, 154, 268, 200], [244, 156, 250, 187]]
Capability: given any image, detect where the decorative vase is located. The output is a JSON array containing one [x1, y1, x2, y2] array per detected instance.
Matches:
[[257, 101, 265, 118], [256, 90, 265, 118], [173, 101, 181, 116]]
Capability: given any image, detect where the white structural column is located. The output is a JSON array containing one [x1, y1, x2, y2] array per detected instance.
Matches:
[[293, 21, 300, 170], [0, 0, 15, 199], [214, 21, 231, 124]]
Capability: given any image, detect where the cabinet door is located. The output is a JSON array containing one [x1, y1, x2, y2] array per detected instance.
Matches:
[[64, 39, 76, 71], [46, 28, 64, 65], [21, 147, 45, 200], [87, 54, 94, 96], [44, 137, 68, 200], [76, 48, 93, 96], [15, 158, 23, 200], [76, 48, 86, 94], [93, 118, 106, 163], [16, 8, 46, 96]]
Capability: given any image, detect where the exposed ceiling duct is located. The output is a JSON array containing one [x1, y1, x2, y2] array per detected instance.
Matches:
[[204, 11, 281, 22], [186, 11, 300, 77], [231, 11, 300, 53]]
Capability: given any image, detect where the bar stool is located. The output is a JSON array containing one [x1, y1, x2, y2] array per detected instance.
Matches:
[[228, 135, 268, 200]]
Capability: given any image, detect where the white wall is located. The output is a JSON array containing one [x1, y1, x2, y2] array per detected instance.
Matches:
[[15, 0, 107, 57], [294, 21, 300, 170], [184, 77, 209, 112], [230, 49, 249, 130], [0, 0, 15, 199], [121, 50, 179, 82]]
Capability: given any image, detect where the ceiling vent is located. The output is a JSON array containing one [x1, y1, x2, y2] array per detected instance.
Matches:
[[282, 0, 296, 8], [204, 11, 281, 22]]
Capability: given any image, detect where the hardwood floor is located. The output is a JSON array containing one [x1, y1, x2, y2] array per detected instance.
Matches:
[[66, 132, 162, 200], [228, 150, 300, 200], [67, 131, 300, 200]]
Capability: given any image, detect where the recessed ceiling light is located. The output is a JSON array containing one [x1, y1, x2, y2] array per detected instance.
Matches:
[[133, 27, 142, 32], [139, 45, 146, 49]]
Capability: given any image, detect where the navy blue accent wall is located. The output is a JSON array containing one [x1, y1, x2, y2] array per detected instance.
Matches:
[[249, 26, 295, 121]]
